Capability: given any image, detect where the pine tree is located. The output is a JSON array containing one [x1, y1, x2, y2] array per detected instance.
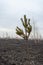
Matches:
[[16, 15, 32, 40]]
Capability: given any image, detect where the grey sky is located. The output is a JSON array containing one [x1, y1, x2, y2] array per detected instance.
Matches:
[[0, 0, 43, 38]]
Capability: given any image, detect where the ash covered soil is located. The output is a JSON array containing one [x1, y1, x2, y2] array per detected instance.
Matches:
[[0, 39, 43, 65]]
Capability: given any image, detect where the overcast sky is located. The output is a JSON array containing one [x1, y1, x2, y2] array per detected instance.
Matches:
[[0, 0, 43, 38]]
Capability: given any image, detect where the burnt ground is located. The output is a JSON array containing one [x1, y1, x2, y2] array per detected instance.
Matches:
[[0, 39, 43, 65]]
